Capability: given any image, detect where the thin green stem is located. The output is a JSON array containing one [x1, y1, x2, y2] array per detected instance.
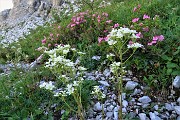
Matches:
[[123, 49, 136, 64], [62, 97, 77, 112], [118, 48, 123, 120]]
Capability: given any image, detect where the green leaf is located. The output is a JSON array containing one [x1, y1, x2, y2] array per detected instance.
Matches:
[[172, 70, 180, 75], [167, 62, 178, 68], [167, 69, 172, 75], [161, 55, 172, 61]]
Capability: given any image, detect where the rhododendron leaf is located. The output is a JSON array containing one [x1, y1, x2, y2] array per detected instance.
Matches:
[[167, 69, 172, 75], [167, 62, 178, 68], [172, 70, 180, 75], [161, 55, 172, 61]]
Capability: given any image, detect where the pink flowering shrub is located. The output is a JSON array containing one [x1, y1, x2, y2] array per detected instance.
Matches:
[[130, 4, 164, 48], [39, 24, 62, 50], [40, 10, 114, 51], [66, 10, 113, 44]]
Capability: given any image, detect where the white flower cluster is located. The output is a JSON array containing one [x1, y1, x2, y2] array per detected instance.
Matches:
[[107, 27, 139, 46], [107, 27, 143, 48], [110, 62, 121, 73], [54, 80, 82, 97], [45, 44, 76, 69], [42, 44, 87, 98], [39, 81, 55, 90], [127, 42, 143, 48], [91, 86, 106, 99]]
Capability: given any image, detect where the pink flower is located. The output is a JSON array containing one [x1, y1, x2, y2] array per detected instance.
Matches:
[[70, 24, 76, 27], [143, 14, 150, 19], [58, 26, 61, 29], [41, 39, 46, 44], [129, 41, 134, 45], [138, 4, 141, 8], [50, 33, 53, 37], [77, 17, 81, 21], [97, 15, 101, 19], [92, 14, 96, 17], [106, 20, 112, 23], [114, 23, 119, 28], [48, 43, 51, 47], [142, 27, 149, 32], [57, 34, 60, 37], [103, 30, 108, 33], [153, 36, 159, 41], [136, 32, 143, 38], [133, 7, 137, 12], [72, 17, 76, 22], [148, 42, 153, 46], [98, 37, 104, 44], [158, 35, 164, 41], [151, 41, 157, 44], [98, 19, 101, 23], [54, 44, 58, 46], [76, 22, 80, 25], [102, 12, 108, 17], [132, 18, 139, 23], [139, 22, 143, 26], [104, 37, 108, 41]]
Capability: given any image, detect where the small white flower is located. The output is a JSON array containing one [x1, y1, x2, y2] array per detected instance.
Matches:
[[66, 84, 75, 95], [78, 66, 87, 71], [110, 62, 121, 73], [39, 81, 55, 90], [45, 81, 55, 90], [77, 52, 86, 55], [127, 42, 143, 48], [109, 28, 118, 37], [107, 53, 115, 58], [63, 49, 69, 54], [116, 29, 124, 38], [73, 81, 79, 87], [92, 56, 101, 60], [39, 82, 46, 88], [65, 62, 74, 67], [45, 49, 56, 55], [71, 48, 76, 51], [108, 39, 117, 45], [101, 93, 106, 98]]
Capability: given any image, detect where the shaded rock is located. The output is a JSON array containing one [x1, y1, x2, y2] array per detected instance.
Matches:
[[122, 108, 127, 113], [173, 76, 180, 88], [154, 105, 159, 111], [103, 68, 111, 77], [138, 96, 151, 104], [107, 105, 114, 112], [142, 103, 150, 108], [170, 113, 177, 119], [165, 103, 174, 111], [132, 88, 142, 96], [98, 81, 109, 87], [95, 115, 102, 120], [123, 77, 131, 81], [177, 116, 180, 120], [87, 108, 94, 118], [149, 112, 162, 120], [94, 102, 102, 112], [129, 112, 137, 119], [177, 97, 180, 104], [125, 81, 138, 90], [175, 106, 180, 115], [138, 113, 146, 120], [106, 112, 113, 118], [122, 100, 128, 108]]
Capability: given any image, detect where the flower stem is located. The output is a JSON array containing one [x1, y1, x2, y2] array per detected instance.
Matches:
[[118, 49, 123, 120]]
